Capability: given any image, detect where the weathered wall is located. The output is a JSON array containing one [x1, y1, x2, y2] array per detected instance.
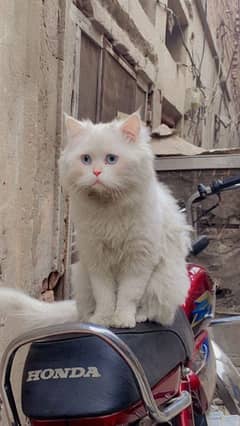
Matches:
[[207, 0, 240, 113], [173, 0, 236, 149], [0, 0, 65, 296], [76, 0, 240, 148], [177, 0, 240, 149], [0, 1, 70, 422]]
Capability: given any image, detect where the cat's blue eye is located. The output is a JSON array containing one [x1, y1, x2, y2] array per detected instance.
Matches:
[[80, 154, 92, 165], [105, 154, 119, 165]]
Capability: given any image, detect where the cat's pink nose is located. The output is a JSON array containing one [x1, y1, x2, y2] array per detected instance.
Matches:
[[93, 169, 102, 177]]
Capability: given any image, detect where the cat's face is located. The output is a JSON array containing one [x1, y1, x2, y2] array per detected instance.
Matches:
[[59, 113, 152, 199]]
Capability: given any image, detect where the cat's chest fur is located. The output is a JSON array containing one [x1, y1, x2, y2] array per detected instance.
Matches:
[[74, 197, 138, 246], [71, 194, 156, 272]]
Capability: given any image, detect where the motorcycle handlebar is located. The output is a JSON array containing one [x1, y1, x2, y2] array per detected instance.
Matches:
[[210, 175, 240, 193], [186, 175, 240, 228], [196, 175, 240, 200]]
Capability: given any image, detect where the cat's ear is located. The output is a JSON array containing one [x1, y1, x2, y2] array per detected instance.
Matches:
[[64, 113, 84, 139], [120, 112, 141, 142]]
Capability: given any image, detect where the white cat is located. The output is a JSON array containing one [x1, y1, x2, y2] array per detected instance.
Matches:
[[0, 113, 190, 338]]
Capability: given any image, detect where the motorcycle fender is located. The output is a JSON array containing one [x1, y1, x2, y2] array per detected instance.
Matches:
[[212, 341, 240, 415]]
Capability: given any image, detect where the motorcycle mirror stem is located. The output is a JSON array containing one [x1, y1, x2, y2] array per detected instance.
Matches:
[[210, 315, 240, 327], [194, 314, 240, 335]]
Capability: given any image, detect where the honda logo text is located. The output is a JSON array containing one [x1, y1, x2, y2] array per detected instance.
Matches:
[[26, 367, 101, 382]]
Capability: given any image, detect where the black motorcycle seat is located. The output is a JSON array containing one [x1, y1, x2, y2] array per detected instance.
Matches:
[[22, 308, 194, 420]]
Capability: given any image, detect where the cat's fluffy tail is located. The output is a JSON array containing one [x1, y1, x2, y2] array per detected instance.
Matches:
[[0, 287, 78, 332]]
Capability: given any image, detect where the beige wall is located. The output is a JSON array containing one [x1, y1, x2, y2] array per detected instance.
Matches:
[[0, 0, 67, 296], [183, 0, 240, 149], [0, 1, 74, 422]]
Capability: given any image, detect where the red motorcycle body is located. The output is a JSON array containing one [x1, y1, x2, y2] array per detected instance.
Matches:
[[22, 263, 215, 426]]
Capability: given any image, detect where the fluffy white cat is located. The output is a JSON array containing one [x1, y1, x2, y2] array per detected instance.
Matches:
[[0, 113, 190, 338]]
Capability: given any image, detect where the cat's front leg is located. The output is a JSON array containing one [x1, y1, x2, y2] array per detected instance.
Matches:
[[72, 261, 95, 321], [88, 271, 116, 327], [111, 269, 151, 328]]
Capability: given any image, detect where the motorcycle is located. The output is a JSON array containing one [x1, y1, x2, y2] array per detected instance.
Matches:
[[1, 175, 240, 426]]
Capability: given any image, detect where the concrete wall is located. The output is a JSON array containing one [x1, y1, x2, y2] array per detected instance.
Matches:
[[0, 0, 66, 296], [0, 1, 69, 421], [186, 0, 240, 149]]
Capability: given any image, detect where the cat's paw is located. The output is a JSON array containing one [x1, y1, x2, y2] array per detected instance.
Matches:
[[111, 312, 136, 328], [88, 313, 110, 327]]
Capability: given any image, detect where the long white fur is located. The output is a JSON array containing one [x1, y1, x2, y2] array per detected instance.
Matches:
[[0, 287, 78, 357], [0, 113, 191, 346], [60, 113, 191, 327], [0, 287, 78, 326]]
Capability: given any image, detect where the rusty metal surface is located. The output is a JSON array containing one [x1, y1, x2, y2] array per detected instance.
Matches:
[[100, 50, 137, 122], [78, 33, 100, 122]]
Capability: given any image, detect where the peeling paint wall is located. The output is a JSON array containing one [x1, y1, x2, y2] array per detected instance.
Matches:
[[0, 0, 66, 296], [72, 0, 240, 148], [182, 0, 240, 149], [0, 1, 71, 422]]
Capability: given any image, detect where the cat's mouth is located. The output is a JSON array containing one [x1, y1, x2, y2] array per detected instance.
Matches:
[[92, 179, 105, 187], [86, 182, 123, 202], [93, 181, 101, 186], [88, 180, 108, 193]]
